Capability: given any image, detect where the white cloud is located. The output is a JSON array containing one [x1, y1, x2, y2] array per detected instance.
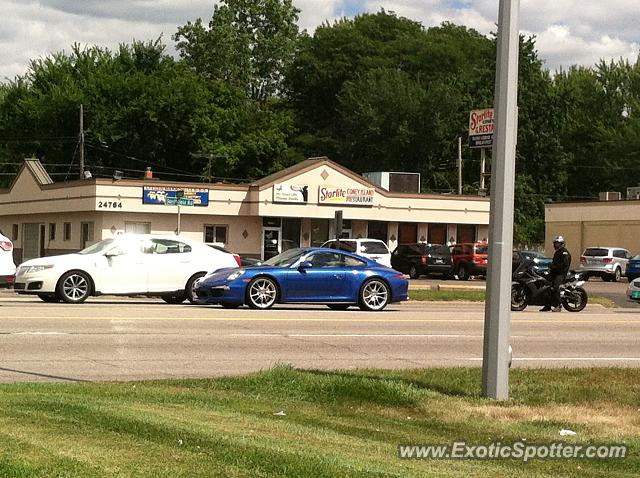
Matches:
[[0, 0, 638, 81]]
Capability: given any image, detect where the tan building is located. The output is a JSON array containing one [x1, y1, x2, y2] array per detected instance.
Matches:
[[546, 198, 640, 267], [1, 157, 490, 264]]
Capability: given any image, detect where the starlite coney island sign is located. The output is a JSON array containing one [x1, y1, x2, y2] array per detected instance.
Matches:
[[318, 186, 375, 206]]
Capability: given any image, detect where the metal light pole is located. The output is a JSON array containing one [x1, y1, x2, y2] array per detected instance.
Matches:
[[482, 0, 520, 400]]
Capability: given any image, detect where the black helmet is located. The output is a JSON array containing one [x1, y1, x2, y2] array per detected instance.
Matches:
[[553, 235, 565, 246]]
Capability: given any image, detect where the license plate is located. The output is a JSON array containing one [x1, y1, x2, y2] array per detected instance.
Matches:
[[434, 259, 444, 264], [632, 291, 640, 299]]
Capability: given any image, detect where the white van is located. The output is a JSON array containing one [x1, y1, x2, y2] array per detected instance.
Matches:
[[321, 238, 392, 267]]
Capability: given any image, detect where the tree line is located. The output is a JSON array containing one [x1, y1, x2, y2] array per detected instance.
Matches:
[[1, 0, 639, 244]]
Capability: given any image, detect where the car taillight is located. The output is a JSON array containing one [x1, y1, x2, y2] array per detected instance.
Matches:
[[580, 256, 586, 264], [602, 257, 613, 264], [421, 256, 427, 265], [0, 240, 12, 252], [233, 254, 241, 266]]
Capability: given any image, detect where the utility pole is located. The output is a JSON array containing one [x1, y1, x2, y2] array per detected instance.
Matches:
[[457, 136, 463, 195], [79, 104, 85, 179], [482, 0, 520, 400]]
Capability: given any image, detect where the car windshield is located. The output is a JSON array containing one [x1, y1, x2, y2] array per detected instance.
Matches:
[[360, 241, 388, 254], [263, 248, 306, 267], [583, 248, 609, 257], [632, 255, 640, 261], [78, 238, 117, 255]]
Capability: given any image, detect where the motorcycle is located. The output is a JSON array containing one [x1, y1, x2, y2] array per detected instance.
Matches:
[[511, 259, 588, 312]]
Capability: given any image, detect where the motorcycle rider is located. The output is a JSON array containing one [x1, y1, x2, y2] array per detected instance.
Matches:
[[541, 235, 572, 312]]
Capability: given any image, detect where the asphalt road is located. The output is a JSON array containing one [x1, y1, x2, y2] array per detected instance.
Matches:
[[1, 295, 639, 383]]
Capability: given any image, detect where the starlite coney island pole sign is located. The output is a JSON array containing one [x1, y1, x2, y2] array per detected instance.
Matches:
[[318, 186, 375, 206], [469, 108, 495, 148]]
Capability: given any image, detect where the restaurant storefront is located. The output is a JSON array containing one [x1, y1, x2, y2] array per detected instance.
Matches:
[[1, 157, 490, 263]]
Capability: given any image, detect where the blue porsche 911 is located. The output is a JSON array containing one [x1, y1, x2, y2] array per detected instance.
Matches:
[[194, 247, 409, 311]]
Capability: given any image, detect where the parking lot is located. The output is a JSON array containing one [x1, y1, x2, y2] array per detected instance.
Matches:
[[2, 286, 639, 382]]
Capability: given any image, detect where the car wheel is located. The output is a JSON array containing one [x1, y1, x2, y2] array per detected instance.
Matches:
[[161, 293, 186, 304], [185, 272, 206, 304], [37, 293, 60, 303], [327, 304, 350, 310], [358, 279, 389, 311], [408, 265, 420, 279], [612, 268, 621, 282], [56, 271, 92, 304], [457, 264, 470, 281], [247, 277, 278, 309]]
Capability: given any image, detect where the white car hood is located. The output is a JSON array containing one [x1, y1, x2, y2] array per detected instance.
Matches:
[[19, 253, 95, 269]]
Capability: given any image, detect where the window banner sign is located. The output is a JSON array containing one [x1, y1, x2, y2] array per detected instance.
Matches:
[[143, 186, 209, 206], [318, 186, 375, 206], [273, 184, 308, 203], [468, 108, 494, 148]]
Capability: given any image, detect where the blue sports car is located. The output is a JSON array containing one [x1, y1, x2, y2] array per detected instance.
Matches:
[[194, 247, 408, 311]]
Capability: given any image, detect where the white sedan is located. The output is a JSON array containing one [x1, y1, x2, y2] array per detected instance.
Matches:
[[14, 234, 239, 304]]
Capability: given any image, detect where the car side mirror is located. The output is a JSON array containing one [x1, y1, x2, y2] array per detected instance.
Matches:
[[297, 261, 313, 271]]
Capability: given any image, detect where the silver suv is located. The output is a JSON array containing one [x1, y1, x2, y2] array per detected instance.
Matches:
[[578, 247, 631, 282]]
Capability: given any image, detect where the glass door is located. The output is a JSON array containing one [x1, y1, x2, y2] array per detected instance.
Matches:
[[262, 227, 281, 260]]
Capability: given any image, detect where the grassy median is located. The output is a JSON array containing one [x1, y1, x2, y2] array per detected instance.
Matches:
[[0, 367, 637, 477]]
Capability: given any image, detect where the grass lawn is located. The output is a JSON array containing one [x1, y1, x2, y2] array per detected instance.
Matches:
[[0, 367, 637, 477], [409, 289, 617, 307]]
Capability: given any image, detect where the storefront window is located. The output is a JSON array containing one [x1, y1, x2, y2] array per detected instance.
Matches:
[[282, 218, 301, 251], [204, 224, 228, 244], [367, 221, 388, 242], [125, 222, 151, 235], [310, 219, 329, 247]]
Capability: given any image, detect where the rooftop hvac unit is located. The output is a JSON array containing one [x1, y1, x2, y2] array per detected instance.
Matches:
[[598, 191, 622, 201], [627, 187, 640, 200], [362, 171, 420, 193]]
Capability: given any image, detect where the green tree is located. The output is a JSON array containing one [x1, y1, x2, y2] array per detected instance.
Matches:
[[174, 0, 301, 101]]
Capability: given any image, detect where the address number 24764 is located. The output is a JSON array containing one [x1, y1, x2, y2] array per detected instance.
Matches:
[[98, 201, 123, 208]]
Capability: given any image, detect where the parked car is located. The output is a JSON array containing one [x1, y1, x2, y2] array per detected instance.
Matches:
[[512, 250, 552, 275], [13, 234, 239, 304], [627, 277, 640, 301], [194, 247, 408, 311], [321, 238, 392, 267], [451, 242, 489, 280], [578, 246, 631, 282], [391, 243, 452, 279], [207, 244, 261, 267], [625, 254, 640, 282], [0, 231, 16, 288]]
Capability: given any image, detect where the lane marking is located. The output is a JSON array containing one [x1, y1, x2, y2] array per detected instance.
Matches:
[[11, 331, 69, 336], [231, 333, 489, 338]]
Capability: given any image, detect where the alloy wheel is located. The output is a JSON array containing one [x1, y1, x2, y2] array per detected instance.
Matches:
[[360, 279, 389, 311], [248, 277, 277, 309]]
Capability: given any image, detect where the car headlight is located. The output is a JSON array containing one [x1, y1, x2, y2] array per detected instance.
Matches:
[[227, 270, 245, 281], [27, 264, 54, 273]]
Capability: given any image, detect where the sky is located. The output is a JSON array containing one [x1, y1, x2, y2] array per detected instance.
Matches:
[[1, 0, 638, 82]]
